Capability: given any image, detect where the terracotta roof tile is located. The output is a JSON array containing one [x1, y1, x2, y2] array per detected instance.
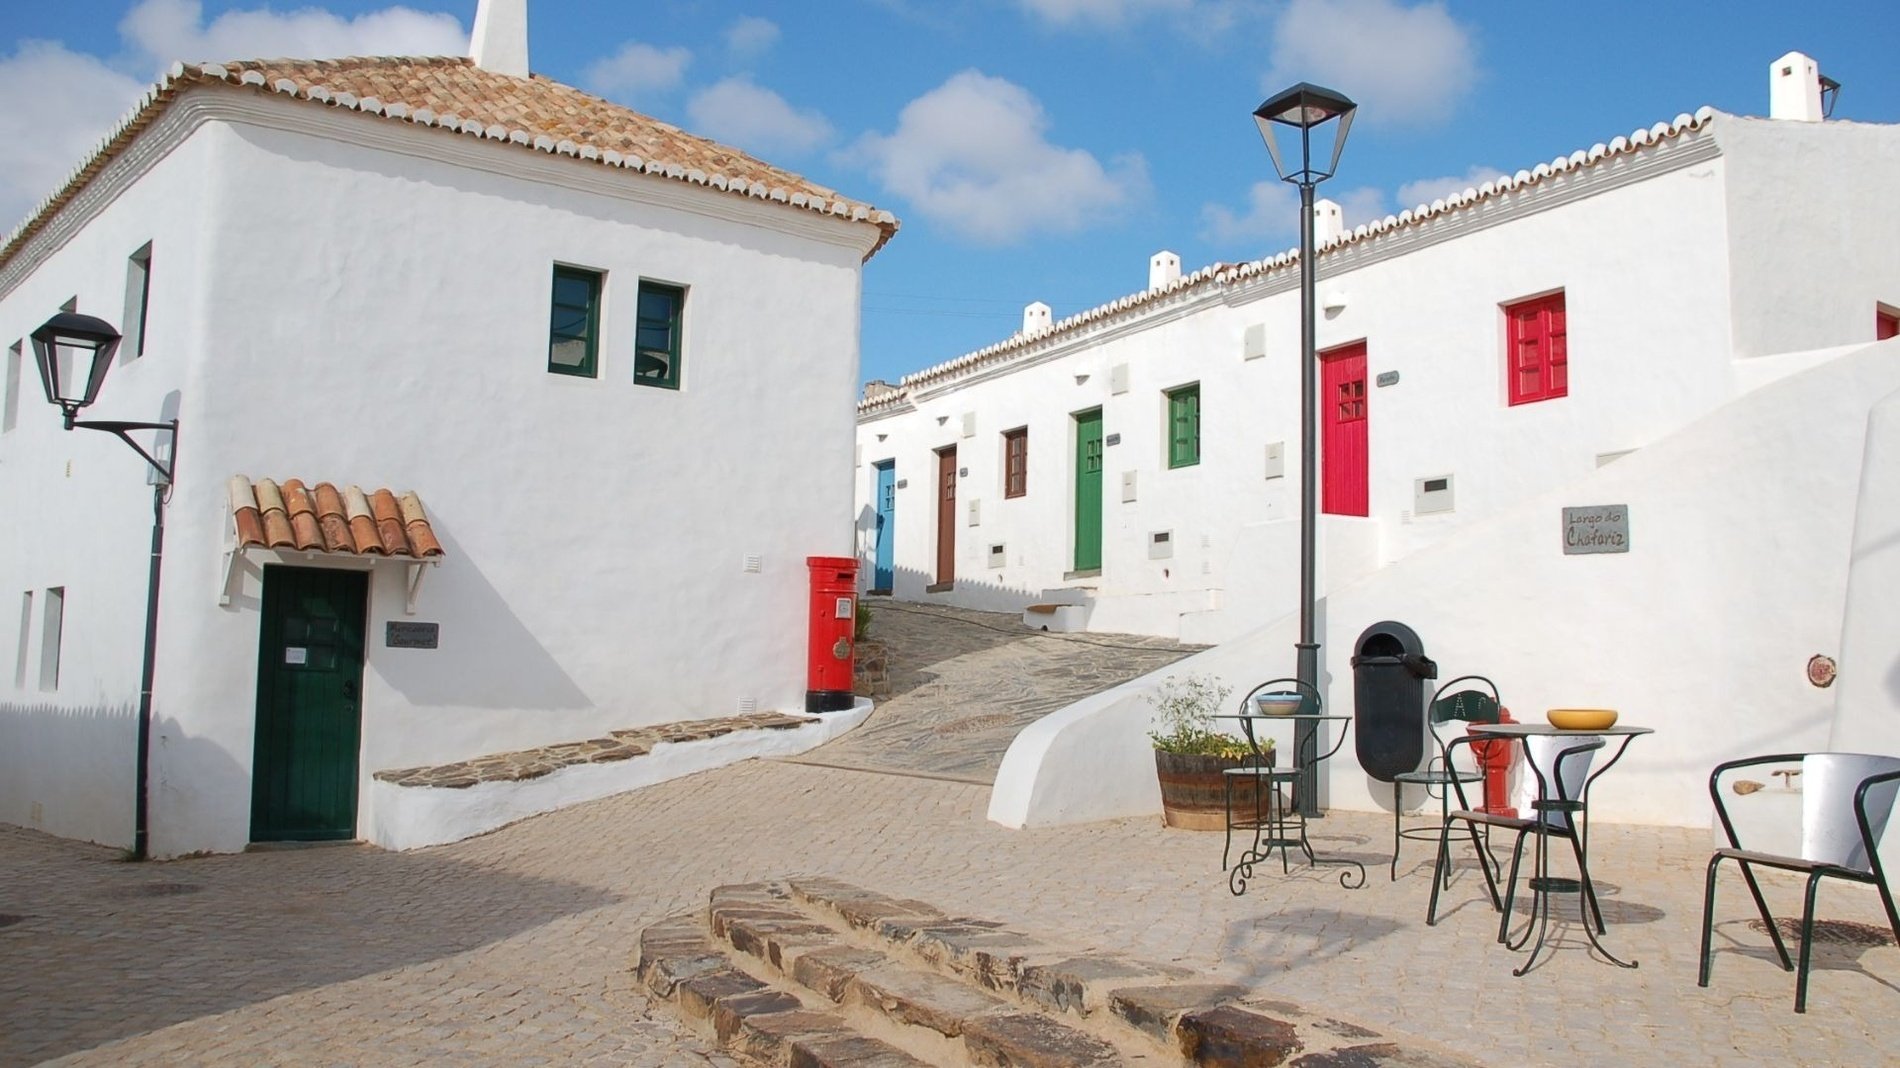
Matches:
[[229, 475, 444, 558], [3, 56, 898, 274]]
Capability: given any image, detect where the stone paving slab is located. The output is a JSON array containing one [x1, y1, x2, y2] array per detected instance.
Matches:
[[789, 602, 1195, 783], [3, 759, 1898, 1066]]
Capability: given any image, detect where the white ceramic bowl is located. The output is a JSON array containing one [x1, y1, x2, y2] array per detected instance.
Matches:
[[1255, 693, 1305, 716]]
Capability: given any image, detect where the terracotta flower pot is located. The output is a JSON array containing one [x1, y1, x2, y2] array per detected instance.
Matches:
[[1154, 749, 1273, 831]]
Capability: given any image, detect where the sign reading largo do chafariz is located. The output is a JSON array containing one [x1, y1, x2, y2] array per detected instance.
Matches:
[[1563, 504, 1629, 555]]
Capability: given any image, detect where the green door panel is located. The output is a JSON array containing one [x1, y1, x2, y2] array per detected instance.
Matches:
[[251, 566, 368, 842], [1074, 409, 1103, 571]]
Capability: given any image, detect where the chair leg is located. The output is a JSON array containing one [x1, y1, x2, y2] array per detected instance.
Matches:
[[1698, 853, 1724, 988], [1426, 818, 1451, 925], [1467, 820, 1503, 911], [1795, 872, 1824, 1013], [1737, 860, 1795, 971], [1497, 830, 1530, 945], [1436, 787, 1455, 891]]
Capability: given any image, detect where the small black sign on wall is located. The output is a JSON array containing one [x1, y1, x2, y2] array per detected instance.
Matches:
[[386, 621, 440, 649]]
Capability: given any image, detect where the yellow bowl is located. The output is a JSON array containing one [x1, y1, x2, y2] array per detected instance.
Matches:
[[1547, 708, 1618, 730]]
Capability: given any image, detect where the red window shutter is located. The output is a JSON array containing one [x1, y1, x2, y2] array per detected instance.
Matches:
[[1506, 292, 1567, 405], [1880, 309, 1899, 341]]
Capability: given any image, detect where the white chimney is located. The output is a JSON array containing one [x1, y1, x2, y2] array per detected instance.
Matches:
[[1769, 51, 1824, 122], [1023, 301, 1052, 335], [471, 0, 530, 78], [1312, 198, 1346, 245], [1148, 250, 1182, 291]]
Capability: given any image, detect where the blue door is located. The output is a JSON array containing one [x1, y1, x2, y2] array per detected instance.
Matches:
[[873, 461, 895, 591]]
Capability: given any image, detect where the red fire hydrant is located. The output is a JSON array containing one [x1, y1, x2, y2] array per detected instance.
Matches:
[[805, 556, 859, 714], [1469, 706, 1518, 817]]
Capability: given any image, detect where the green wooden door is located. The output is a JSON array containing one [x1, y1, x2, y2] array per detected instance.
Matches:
[[251, 566, 368, 842], [1073, 408, 1104, 571]]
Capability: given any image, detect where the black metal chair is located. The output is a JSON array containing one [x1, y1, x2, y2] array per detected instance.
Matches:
[[1222, 678, 1318, 873], [1699, 752, 1900, 1013], [1392, 676, 1500, 882], [1431, 735, 1610, 946]]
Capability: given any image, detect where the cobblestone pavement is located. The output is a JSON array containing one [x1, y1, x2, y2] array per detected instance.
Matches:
[[4, 760, 1897, 1066], [788, 601, 1195, 782]]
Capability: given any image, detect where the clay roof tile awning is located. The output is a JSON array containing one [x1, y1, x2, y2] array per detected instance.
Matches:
[[229, 475, 444, 558]]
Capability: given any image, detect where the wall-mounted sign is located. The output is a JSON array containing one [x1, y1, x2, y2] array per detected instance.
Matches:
[[1105, 432, 1122, 446], [1375, 370, 1400, 387], [1562, 504, 1629, 555], [386, 621, 440, 649]]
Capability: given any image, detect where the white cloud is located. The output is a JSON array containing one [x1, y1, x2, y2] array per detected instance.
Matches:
[[845, 70, 1148, 245], [120, 0, 465, 70], [1265, 0, 1477, 126], [1202, 181, 1389, 248], [3, 1, 467, 231], [724, 16, 779, 61], [586, 41, 692, 99], [1016, 0, 1195, 27], [0, 42, 147, 231], [687, 77, 833, 157], [1396, 165, 1506, 210], [1200, 180, 1298, 245]]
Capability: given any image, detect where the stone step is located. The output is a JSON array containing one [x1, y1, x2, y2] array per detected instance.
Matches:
[[637, 878, 1486, 1068]]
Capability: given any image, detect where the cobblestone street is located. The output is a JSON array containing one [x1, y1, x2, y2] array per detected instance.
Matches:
[[3, 604, 1897, 1065]]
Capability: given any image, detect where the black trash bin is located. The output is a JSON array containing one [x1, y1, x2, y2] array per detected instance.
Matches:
[[1350, 621, 1437, 782]]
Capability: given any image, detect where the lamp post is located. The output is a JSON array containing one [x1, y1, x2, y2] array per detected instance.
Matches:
[[1254, 83, 1355, 817], [32, 312, 177, 861]]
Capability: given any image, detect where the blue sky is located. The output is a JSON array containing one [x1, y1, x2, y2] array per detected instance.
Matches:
[[5, 1, 1897, 385]]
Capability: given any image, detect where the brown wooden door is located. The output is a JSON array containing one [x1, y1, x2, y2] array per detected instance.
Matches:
[[935, 447, 957, 587]]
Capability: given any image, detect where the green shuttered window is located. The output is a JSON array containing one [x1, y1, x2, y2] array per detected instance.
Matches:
[[635, 281, 685, 389], [548, 266, 601, 377], [1167, 383, 1200, 468]]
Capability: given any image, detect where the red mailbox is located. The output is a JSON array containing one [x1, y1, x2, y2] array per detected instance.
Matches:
[[805, 556, 859, 713]]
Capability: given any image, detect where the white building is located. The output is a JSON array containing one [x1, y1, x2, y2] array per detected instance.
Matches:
[[0, 3, 895, 856], [853, 57, 1900, 835], [855, 54, 1898, 646]]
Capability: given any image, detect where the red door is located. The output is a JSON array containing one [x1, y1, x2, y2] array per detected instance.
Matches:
[[1321, 342, 1368, 516]]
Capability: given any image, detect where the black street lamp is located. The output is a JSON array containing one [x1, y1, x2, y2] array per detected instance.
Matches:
[[1254, 83, 1355, 817], [31, 312, 177, 861]]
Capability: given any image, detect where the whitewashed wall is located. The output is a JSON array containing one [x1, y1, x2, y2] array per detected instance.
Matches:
[[0, 91, 881, 855], [860, 115, 1894, 643], [0, 126, 221, 849], [992, 340, 1900, 829]]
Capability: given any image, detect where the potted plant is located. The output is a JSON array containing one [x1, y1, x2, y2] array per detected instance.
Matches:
[[1149, 674, 1273, 830]]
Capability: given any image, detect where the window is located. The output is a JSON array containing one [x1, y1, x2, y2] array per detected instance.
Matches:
[[548, 266, 601, 376], [1003, 427, 1028, 498], [3, 340, 20, 433], [1879, 305, 1899, 341], [40, 587, 63, 692], [1506, 291, 1567, 405], [634, 280, 684, 389], [14, 591, 30, 688], [1167, 383, 1200, 468], [123, 242, 153, 361]]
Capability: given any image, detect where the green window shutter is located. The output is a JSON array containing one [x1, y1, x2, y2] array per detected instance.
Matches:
[[635, 281, 685, 389], [1168, 384, 1200, 468], [548, 266, 601, 377]]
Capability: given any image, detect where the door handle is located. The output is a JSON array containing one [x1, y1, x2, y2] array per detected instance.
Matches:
[[342, 680, 359, 701]]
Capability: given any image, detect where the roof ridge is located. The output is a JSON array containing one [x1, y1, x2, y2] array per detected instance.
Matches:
[[2, 55, 898, 276], [868, 104, 1723, 405]]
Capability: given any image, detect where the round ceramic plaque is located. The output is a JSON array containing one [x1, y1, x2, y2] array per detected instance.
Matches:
[[1807, 654, 1836, 688]]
